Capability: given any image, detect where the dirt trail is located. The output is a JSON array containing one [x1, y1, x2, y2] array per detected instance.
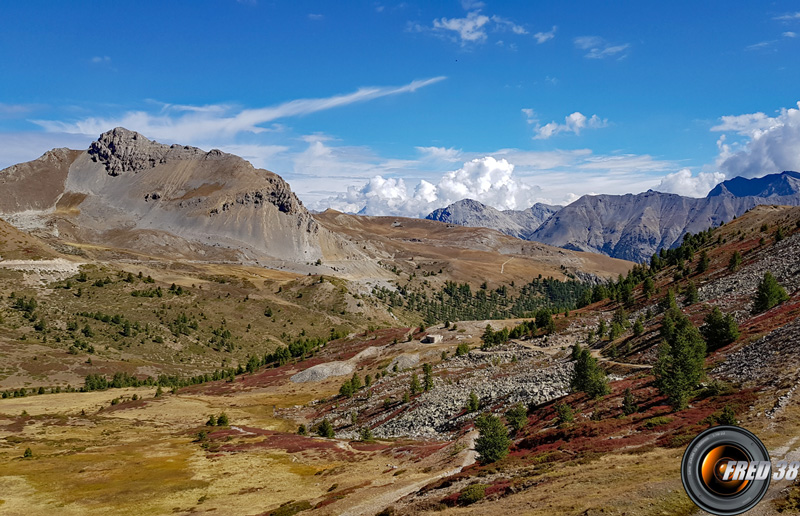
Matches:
[[338, 431, 478, 516]]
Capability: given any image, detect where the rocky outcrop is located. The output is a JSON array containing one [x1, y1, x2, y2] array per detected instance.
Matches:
[[88, 127, 226, 176]]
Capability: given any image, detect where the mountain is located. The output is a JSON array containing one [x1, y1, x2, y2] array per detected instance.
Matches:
[[426, 172, 800, 263], [0, 128, 630, 284], [425, 198, 561, 240], [707, 170, 800, 197], [532, 172, 800, 262], [0, 128, 357, 265]]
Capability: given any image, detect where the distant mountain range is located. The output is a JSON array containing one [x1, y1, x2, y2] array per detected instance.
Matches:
[[426, 171, 800, 262], [426, 199, 561, 240]]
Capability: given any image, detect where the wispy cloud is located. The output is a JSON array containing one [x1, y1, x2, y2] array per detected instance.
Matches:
[[746, 40, 777, 50], [533, 26, 556, 44], [523, 109, 608, 139], [308, 13, 323, 20], [774, 11, 800, 21], [491, 15, 527, 35], [784, 31, 797, 38], [574, 36, 630, 59], [90, 56, 111, 64], [32, 77, 447, 142]]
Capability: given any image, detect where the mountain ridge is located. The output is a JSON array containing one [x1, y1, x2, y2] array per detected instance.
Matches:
[[426, 171, 800, 262]]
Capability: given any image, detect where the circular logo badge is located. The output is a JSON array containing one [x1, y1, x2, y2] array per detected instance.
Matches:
[[681, 426, 771, 515]]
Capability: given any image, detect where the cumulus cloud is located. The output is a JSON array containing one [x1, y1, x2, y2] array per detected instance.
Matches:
[[574, 36, 630, 59], [534, 26, 556, 43], [31, 77, 446, 143], [428, 7, 530, 46], [433, 11, 491, 44], [653, 168, 726, 197], [712, 101, 800, 178], [321, 156, 542, 217], [531, 111, 607, 139]]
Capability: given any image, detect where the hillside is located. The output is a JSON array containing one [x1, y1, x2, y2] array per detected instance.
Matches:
[[1, 204, 799, 515]]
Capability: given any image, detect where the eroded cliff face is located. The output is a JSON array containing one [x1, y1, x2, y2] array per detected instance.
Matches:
[[0, 128, 335, 263]]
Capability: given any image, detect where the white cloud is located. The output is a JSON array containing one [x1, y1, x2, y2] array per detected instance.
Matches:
[[491, 15, 527, 35], [433, 11, 491, 44], [415, 146, 462, 162], [712, 101, 800, 178], [533, 25, 558, 45], [784, 31, 797, 38], [711, 112, 777, 134], [308, 13, 323, 20], [533, 26, 556, 44], [532, 111, 607, 139], [31, 77, 446, 143], [460, 0, 485, 9], [428, 8, 531, 46], [653, 168, 726, 197], [91, 56, 111, 64], [574, 36, 630, 59], [774, 12, 800, 21], [320, 156, 543, 217], [746, 40, 776, 51]]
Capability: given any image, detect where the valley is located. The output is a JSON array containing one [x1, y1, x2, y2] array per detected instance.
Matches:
[[1, 133, 800, 515]]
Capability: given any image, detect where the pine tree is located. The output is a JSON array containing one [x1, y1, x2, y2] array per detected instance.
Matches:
[[700, 306, 740, 351], [466, 391, 480, 412], [753, 271, 788, 313], [571, 347, 609, 398], [474, 413, 510, 464], [697, 250, 710, 273], [555, 403, 574, 425], [317, 419, 334, 438], [505, 402, 528, 433], [359, 426, 374, 442], [409, 373, 421, 395], [654, 307, 706, 410], [685, 281, 698, 305], [422, 363, 434, 391], [206, 414, 217, 426], [728, 251, 742, 272], [633, 316, 644, 337], [217, 412, 229, 426], [643, 276, 655, 299], [339, 380, 354, 398], [350, 373, 361, 392], [622, 388, 638, 416]]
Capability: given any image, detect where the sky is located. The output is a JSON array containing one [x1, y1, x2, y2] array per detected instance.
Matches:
[[2, 1, 800, 217]]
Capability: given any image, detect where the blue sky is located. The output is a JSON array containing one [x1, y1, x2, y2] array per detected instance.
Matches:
[[2, 1, 800, 215]]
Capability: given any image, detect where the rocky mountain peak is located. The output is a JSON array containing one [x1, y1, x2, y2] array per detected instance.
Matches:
[[88, 127, 228, 176], [707, 171, 800, 198]]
